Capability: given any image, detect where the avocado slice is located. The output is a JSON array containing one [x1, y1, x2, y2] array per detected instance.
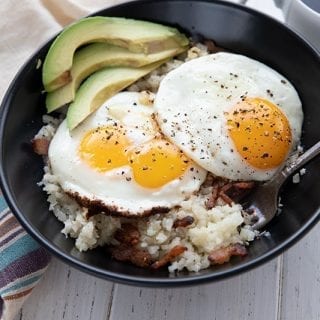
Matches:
[[42, 17, 189, 92], [66, 60, 166, 130], [46, 43, 187, 113]]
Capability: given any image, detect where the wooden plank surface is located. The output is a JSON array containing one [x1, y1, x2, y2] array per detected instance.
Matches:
[[280, 226, 320, 320], [16, 259, 114, 320], [15, 1, 320, 320], [15, 256, 281, 320], [109, 259, 280, 320]]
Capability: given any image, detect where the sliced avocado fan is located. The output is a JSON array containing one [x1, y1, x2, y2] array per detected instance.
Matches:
[[42, 16, 189, 92], [46, 43, 187, 113], [66, 59, 167, 131]]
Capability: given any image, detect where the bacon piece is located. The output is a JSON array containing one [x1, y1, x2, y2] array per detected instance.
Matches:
[[206, 180, 255, 208], [31, 138, 50, 155], [232, 182, 255, 189], [201, 174, 216, 188], [151, 245, 187, 269], [173, 216, 194, 228], [219, 181, 255, 205], [203, 39, 225, 53], [208, 244, 247, 265], [205, 185, 220, 209], [221, 182, 255, 195], [114, 223, 140, 246], [219, 189, 234, 206], [111, 244, 153, 268]]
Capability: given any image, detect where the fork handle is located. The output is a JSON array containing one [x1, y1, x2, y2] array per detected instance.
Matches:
[[282, 140, 320, 180]]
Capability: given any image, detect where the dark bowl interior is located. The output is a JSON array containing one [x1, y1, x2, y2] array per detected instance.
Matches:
[[0, 0, 319, 286]]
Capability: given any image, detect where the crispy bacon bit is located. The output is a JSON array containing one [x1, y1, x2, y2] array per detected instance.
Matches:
[[173, 216, 194, 228], [236, 181, 255, 188], [204, 39, 225, 53], [206, 176, 255, 210], [111, 244, 153, 268], [220, 183, 236, 194], [31, 138, 50, 155], [208, 244, 247, 265], [220, 181, 256, 205], [151, 245, 187, 269], [114, 223, 140, 245], [206, 180, 256, 209], [202, 173, 216, 188], [219, 189, 234, 206], [205, 185, 220, 209]]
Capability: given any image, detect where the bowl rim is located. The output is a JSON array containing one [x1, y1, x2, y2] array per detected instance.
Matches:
[[0, 0, 319, 287]]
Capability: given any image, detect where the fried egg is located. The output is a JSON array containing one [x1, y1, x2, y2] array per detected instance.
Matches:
[[154, 52, 303, 181], [48, 91, 207, 216]]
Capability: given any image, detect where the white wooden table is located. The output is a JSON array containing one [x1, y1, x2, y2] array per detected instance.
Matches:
[[15, 1, 320, 319]]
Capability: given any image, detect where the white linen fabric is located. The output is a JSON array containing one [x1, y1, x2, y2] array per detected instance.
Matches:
[[0, 0, 133, 101]]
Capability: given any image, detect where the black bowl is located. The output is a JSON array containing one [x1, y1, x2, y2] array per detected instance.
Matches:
[[0, 0, 319, 286]]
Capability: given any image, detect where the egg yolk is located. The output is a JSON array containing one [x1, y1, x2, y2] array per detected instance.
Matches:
[[79, 126, 129, 171], [226, 97, 292, 169], [127, 139, 190, 188], [79, 126, 190, 188]]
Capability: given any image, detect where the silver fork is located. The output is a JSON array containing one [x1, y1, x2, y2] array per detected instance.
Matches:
[[242, 141, 320, 230]]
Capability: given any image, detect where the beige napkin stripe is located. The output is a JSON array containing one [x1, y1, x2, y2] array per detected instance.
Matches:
[[39, 0, 90, 26]]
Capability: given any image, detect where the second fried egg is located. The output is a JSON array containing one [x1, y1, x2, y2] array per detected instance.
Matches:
[[154, 52, 303, 181]]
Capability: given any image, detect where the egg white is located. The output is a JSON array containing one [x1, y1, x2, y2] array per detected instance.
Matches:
[[154, 52, 303, 181], [48, 92, 207, 216]]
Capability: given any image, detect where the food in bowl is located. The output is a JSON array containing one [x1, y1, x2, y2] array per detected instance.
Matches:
[[32, 17, 303, 272], [155, 52, 302, 181]]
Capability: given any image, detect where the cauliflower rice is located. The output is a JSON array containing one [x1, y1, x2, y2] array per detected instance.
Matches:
[[36, 43, 257, 272]]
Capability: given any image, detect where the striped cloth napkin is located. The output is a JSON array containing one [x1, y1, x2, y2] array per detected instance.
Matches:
[[0, 193, 51, 320], [0, 1, 132, 319]]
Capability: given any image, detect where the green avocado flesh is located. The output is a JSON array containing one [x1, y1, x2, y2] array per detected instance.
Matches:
[[42, 16, 189, 92], [66, 60, 166, 130], [45, 43, 187, 113]]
